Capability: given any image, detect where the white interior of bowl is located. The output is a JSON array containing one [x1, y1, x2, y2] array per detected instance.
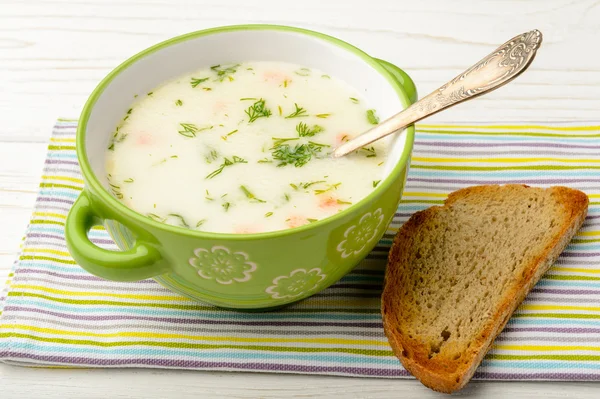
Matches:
[[85, 29, 407, 189]]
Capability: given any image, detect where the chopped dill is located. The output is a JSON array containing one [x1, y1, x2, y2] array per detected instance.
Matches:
[[265, 212, 274, 218], [285, 103, 308, 119], [191, 77, 209, 88], [257, 158, 273, 164], [244, 98, 272, 123], [271, 141, 329, 167], [206, 155, 247, 179], [211, 63, 240, 82], [337, 199, 352, 205], [168, 213, 189, 228], [227, 129, 238, 136], [271, 137, 299, 148], [360, 146, 377, 158], [349, 97, 359, 104], [373, 180, 381, 187], [315, 113, 331, 119], [290, 181, 325, 190], [178, 123, 212, 138], [296, 122, 323, 137], [307, 218, 318, 223], [240, 185, 266, 203], [196, 219, 207, 228], [107, 181, 123, 199], [240, 97, 258, 101], [314, 182, 341, 195], [175, 99, 183, 106], [321, 74, 331, 79], [146, 213, 165, 223], [147, 92, 153, 96], [202, 87, 212, 91], [222, 201, 231, 211], [108, 129, 128, 150], [366, 109, 380, 124], [278, 105, 282, 116], [205, 149, 219, 164], [123, 178, 134, 183]]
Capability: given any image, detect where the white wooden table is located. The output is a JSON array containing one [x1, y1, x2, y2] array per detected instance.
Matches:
[[1, 0, 599, 397]]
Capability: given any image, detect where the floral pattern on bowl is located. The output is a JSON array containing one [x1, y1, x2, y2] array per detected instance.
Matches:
[[266, 268, 326, 299], [336, 208, 385, 258], [189, 245, 257, 285]]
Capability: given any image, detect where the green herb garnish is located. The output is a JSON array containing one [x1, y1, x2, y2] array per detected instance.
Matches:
[[196, 219, 207, 228], [205, 149, 219, 164], [265, 212, 274, 218], [321, 74, 330, 79], [178, 123, 212, 138], [258, 158, 273, 163], [108, 129, 128, 150], [124, 178, 134, 183], [285, 103, 308, 119], [360, 146, 377, 158], [366, 109, 380, 124], [315, 113, 331, 119], [227, 129, 238, 136], [373, 180, 381, 187], [240, 185, 266, 203], [108, 181, 123, 199], [211, 64, 240, 82], [168, 213, 189, 228], [240, 97, 257, 101], [290, 181, 326, 190], [191, 77, 209, 88], [175, 99, 183, 106], [147, 213, 166, 223], [314, 183, 341, 195], [296, 122, 323, 137], [350, 97, 359, 104], [206, 155, 247, 179], [147, 92, 153, 96], [222, 201, 231, 211], [307, 218, 318, 223], [245, 98, 272, 123], [271, 137, 299, 148], [271, 141, 329, 167], [337, 199, 352, 205]]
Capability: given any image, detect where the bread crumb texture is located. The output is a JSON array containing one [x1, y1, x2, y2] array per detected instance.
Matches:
[[382, 185, 588, 393]]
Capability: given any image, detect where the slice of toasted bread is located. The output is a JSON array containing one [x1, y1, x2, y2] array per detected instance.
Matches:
[[381, 185, 588, 393]]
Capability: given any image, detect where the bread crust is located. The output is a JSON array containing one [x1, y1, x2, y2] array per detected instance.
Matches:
[[381, 185, 589, 393]]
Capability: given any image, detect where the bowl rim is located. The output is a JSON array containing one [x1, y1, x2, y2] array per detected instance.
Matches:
[[77, 24, 415, 241]]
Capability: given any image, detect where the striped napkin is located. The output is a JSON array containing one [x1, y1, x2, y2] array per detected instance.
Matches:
[[1, 121, 599, 380]]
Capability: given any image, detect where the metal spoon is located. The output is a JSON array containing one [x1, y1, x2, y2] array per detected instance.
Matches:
[[332, 29, 543, 158]]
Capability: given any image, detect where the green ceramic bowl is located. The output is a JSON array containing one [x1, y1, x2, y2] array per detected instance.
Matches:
[[65, 24, 416, 310]]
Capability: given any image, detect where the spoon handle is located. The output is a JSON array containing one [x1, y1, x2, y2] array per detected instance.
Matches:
[[332, 29, 543, 158]]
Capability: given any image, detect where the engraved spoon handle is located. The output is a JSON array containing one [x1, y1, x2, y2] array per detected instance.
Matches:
[[332, 30, 543, 158]]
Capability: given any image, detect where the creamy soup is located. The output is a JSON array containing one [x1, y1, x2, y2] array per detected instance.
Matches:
[[105, 61, 390, 234]]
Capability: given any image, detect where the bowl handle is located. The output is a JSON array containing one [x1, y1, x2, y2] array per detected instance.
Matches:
[[375, 59, 418, 104], [65, 191, 170, 282]]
